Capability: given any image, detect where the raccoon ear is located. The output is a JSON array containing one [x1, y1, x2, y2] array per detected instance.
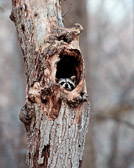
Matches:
[[55, 78, 59, 83], [70, 76, 76, 81]]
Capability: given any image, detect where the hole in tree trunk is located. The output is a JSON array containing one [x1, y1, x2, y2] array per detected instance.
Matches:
[[56, 50, 83, 91]]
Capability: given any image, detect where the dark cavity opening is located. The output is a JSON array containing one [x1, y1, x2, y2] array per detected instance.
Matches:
[[56, 52, 82, 87], [21, 24, 25, 32]]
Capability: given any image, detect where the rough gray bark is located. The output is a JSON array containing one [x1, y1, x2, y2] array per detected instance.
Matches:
[[10, 0, 90, 167]]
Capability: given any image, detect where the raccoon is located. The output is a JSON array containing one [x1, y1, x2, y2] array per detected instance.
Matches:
[[56, 76, 76, 91]]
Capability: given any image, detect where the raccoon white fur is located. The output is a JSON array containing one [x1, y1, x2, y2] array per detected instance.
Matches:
[[57, 76, 76, 91]]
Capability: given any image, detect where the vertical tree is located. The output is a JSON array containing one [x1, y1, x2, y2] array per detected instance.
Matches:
[[10, 0, 90, 167]]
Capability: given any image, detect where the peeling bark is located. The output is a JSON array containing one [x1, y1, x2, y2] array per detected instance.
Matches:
[[11, 0, 90, 167]]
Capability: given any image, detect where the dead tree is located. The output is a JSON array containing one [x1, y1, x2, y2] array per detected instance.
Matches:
[[10, 0, 90, 167]]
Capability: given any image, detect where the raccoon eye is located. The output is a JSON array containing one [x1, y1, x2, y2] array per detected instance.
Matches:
[[60, 82, 64, 85], [69, 83, 75, 89]]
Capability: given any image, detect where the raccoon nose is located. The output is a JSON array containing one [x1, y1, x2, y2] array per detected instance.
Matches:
[[65, 84, 68, 88]]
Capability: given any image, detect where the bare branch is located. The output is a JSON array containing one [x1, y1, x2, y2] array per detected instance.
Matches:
[[62, 0, 72, 17]]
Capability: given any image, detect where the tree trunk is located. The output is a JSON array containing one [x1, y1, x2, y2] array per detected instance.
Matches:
[[10, 0, 90, 167]]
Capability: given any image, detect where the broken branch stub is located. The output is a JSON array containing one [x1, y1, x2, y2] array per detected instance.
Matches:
[[11, 1, 90, 167]]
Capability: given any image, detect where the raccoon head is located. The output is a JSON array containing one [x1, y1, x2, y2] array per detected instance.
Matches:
[[56, 76, 76, 91]]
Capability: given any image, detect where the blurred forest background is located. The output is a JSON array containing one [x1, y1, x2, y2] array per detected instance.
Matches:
[[0, 0, 134, 168]]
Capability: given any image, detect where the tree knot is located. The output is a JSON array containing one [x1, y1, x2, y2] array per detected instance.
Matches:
[[10, 11, 16, 22]]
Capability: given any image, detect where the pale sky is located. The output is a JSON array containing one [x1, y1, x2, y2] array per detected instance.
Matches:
[[87, 0, 133, 24]]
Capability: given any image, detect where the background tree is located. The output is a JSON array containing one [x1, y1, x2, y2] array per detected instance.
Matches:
[[0, 1, 25, 167], [88, 0, 134, 168]]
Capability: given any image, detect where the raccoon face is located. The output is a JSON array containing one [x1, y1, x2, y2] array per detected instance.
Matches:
[[56, 76, 76, 91]]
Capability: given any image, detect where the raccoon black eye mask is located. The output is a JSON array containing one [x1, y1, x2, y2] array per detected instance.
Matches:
[[56, 76, 76, 91]]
